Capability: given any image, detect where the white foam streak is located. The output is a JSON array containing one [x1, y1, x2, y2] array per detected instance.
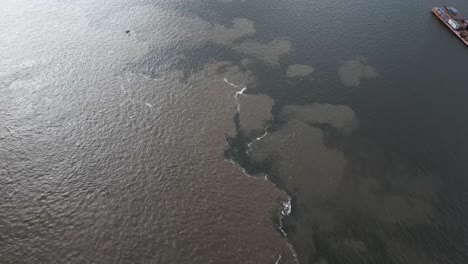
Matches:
[[265, 175, 298, 263], [224, 158, 254, 178], [247, 123, 270, 152], [275, 254, 282, 264], [278, 197, 299, 264], [224, 78, 246, 112], [223, 77, 298, 264], [281, 196, 292, 216], [223, 77, 241, 88]]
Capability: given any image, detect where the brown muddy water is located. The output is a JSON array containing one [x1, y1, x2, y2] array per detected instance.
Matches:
[[2, 0, 468, 263]]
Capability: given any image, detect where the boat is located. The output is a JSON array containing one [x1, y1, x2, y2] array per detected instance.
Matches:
[[432, 6, 468, 46]]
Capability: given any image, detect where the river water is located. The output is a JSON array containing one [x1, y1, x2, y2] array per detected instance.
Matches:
[[1, 0, 468, 263]]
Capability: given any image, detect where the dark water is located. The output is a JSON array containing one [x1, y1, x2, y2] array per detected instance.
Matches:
[[1, 0, 468, 263]]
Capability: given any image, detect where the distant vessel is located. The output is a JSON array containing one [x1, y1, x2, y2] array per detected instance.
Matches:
[[432, 6, 468, 46]]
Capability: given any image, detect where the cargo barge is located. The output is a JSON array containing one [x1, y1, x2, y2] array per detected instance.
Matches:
[[432, 6, 468, 46]]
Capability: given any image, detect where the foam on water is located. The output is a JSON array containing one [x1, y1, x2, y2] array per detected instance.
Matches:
[[224, 77, 298, 263], [224, 77, 247, 112], [281, 196, 292, 216], [275, 254, 282, 264]]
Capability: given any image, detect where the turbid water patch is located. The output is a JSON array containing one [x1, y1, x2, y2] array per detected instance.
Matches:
[[233, 39, 292, 65], [237, 94, 274, 138], [0, 0, 296, 262], [338, 59, 379, 87], [3, 0, 468, 263], [286, 64, 315, 78]]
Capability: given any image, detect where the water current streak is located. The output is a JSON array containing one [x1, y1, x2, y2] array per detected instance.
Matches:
[[223, 77, 298, 264], [224, 78, 246, 112], [275, 254, 282, 264]]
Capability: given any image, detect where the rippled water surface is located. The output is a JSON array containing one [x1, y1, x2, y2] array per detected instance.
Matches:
[[1, 0, 468, 263]]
